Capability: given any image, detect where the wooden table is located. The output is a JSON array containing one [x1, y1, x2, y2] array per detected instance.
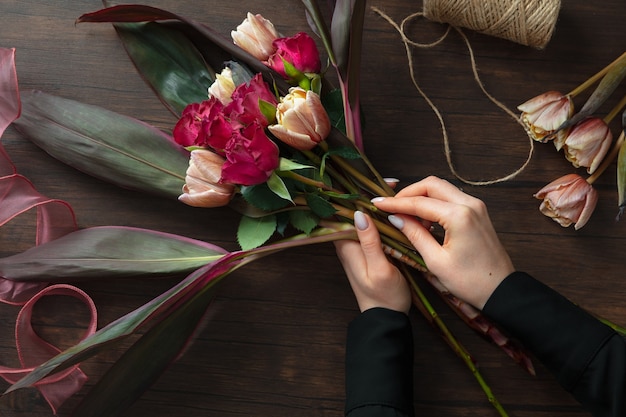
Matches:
[[0, 1, 624, 416]]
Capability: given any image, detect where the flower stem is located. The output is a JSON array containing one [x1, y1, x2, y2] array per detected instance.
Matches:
[[568, 52, 626, 98], [602, 93, 626, 125]]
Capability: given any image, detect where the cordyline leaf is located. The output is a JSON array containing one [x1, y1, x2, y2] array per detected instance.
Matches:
[[562, 56, 626, 130], [616, 111, 626, 216], [5, 253, 243, 395], [112, 21, 215, 115], [0, 226, 227, 282], [77, 4, 293, 96], [0, 48, 20, 136], [72, 282, 217, 417], [13, 91, 189, 199]]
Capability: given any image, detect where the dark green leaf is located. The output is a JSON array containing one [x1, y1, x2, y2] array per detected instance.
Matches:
[[72, 284, 217, 417], [241, 183, 291, 211], [289, 210, 319, 234], [0, 226, 227, 282], [322, 88, 347, 132], [14, 91, 189, 199], [113, 22, 215, 115], [305, 193, 337, 218]]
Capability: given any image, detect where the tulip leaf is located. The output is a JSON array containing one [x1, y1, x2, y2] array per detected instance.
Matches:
[[13, 91, 189, 199], [237, 214, 277, 250], [0, 226, 227, 282], [5, 255, 240, 395], [112, 21, 215, 115], [71, 283, 217, 417]]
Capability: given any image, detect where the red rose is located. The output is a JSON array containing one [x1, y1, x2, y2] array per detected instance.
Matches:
[[267, 32, 321, 78], [220, 121, 279, 185], [224, 73, 277, 127], [173, 98, 233, 151]]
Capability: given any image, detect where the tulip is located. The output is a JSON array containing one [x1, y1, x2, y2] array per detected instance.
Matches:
[[268, 87, 330, 150], [534, 173, 598, 229], [178, 149, 235, 208], [208, 67, 236, 105], [554, 117, 612, 174], [231, 13, 279, 61], [517, 91, 574, 142]]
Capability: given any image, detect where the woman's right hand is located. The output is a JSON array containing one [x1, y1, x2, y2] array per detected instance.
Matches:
[[373, 176, 515, 309]]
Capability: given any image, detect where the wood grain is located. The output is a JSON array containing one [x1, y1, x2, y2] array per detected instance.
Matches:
[[0, 1, 625, 416]]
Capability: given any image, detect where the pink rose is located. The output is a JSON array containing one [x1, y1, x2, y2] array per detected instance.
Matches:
[[221, 122, 279, 185], [224, 73, 277, 127], [267, 32, 321, 78], [173, 98, 233, 150]]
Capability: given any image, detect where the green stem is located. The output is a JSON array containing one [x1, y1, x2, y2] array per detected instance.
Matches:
[[400, 265, 509, 417], [568, 52, 626, 97]]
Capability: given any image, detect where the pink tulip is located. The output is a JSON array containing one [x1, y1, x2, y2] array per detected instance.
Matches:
[[554, 117, 612, 174], [518, 91, 574, 142], [268, 87, 330, 150], [179, 150, 235, 208], [231, 13, 279, 61], [534, 173, 598, 229]]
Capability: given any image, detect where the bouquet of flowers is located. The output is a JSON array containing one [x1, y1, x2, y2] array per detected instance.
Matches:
[[1, 2, 602, 416]]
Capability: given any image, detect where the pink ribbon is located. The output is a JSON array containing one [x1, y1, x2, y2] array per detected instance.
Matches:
[[0, 47, 97, 412]]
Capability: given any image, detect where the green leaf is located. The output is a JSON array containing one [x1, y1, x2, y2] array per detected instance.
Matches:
[[241, 183, 291, 211], [616, 111, 626, 217], [266, 172, 293, 203], [14, 91, 189, 199], [279, 158, 313, 171], [305, 193, 337, 218], [259, 99, 277, 124], [72, 283, 217, 417], [237, 215, 277, 250], [289, 210, 319, 234], [0, 226, 227, 282], [113, 22, 215, 115], [322, 88, 347, 133]]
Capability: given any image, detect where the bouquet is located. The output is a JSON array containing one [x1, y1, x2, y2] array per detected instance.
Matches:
[[1, 2, 612, 416]]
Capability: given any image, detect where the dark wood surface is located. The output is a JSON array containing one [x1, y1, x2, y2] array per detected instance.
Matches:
[[0, 1, 625, 416]]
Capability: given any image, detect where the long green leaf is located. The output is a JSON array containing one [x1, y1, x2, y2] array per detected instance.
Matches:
[[4, 254, 241, 394], [113, 21, 215, 115], [13, 90, 189, 199], [0, 226, 227, 281], [72, 282, 217, 417]]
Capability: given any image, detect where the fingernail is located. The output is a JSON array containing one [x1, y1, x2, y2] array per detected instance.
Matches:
[[371, 197, 386, 203], [354, 211, 369, 231], [383, 177, 399, 183], [388, 215, 404, 229]]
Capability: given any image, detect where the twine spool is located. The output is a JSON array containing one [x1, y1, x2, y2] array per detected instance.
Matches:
[[423, 0, 561, 49]]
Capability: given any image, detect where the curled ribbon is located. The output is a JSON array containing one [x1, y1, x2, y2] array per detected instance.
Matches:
[[0, 47, 96, 412]]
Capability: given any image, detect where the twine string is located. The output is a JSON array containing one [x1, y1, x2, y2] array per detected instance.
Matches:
[[373, 7, 536, 186]]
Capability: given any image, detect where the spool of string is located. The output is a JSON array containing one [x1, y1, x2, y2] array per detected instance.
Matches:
[[423, 0, 561, 49]]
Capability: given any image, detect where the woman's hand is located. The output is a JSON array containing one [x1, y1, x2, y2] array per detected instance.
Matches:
[[373, 176, 514, 309], [334, 210, 411, 314]]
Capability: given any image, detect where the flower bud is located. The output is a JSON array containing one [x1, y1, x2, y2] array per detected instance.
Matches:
[[268, 87, 330, 150], [518, 91, 574, 142], [553, 117, 612, 174], [534, 173, 598, 230], [179, 149, 235, 208], [231, 13, 279, 61], [267, 32, 321, 78], [208, 67, 236, 105]]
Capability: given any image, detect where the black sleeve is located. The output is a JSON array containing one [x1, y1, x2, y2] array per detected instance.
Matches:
[[483, 271, 626, 417], [345, 307, 414, 417]]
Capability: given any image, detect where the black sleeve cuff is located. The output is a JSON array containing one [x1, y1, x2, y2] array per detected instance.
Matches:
[[345, 307, 414, 416], [483, 271, 615, 392]]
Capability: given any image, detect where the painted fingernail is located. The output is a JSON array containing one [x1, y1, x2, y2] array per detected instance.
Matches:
[[388, 215, 404, 229], [354, 211, 369, 231], [383, 177, 399, 183], [371, 197, 386, 203]]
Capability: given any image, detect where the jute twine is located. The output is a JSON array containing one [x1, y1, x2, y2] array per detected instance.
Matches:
[[424, 0, 561, 49], [372, 1, 561, 185]]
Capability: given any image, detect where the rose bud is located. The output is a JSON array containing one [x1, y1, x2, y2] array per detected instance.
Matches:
[[518, 91, 574, 143], [553, 117, 612, 175], [208, 67, 236, 105], [231, 13, 279, 61], [267, 32, 321, 78], [534, 173, 598, 230], [178, 149, 235, 208], [268, 87, 330, 150]]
